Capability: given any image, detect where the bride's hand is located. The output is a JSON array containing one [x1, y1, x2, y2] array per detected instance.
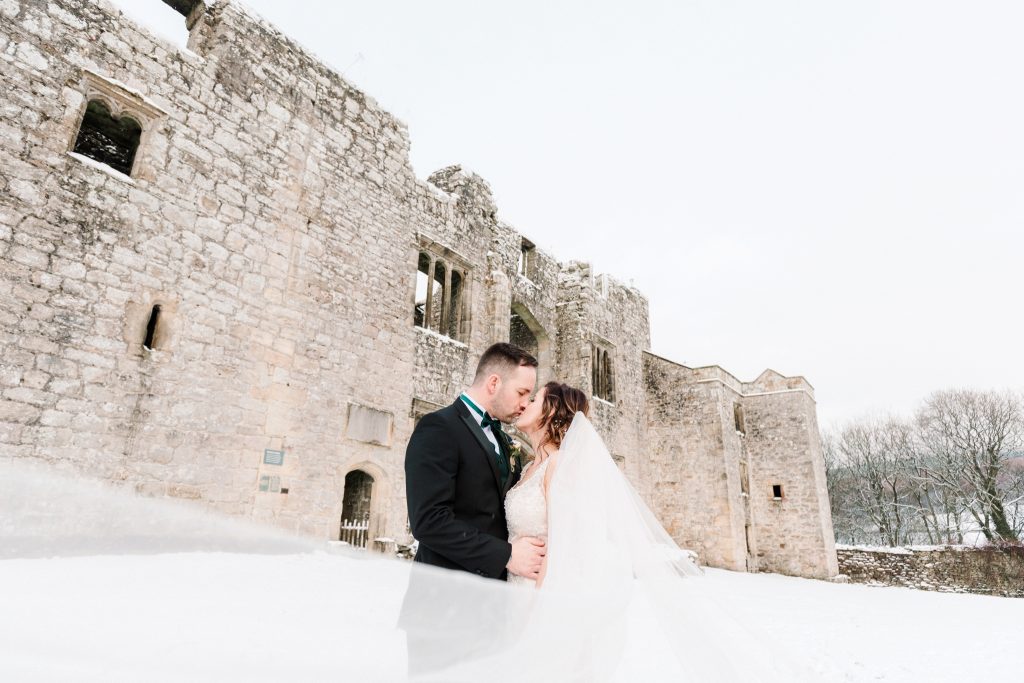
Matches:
[[506, 536, 546, 578]]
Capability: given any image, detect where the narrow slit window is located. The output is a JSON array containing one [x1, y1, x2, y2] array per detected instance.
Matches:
[[143, 304, 161, 350], [519, 239, 536, 278], [772, 484, 784, 500], [72, 100, 142, 175], [431, 261, 446, 332], [447, 270, 463, 338], [733, 403, 746, 435], [414, 252, 430, 329], [591, 343, 615, 402]]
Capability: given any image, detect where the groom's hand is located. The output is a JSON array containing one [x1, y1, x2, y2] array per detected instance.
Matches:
[[506, 536, 546, 579]]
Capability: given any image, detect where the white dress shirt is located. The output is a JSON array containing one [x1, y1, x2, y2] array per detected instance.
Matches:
[[459, 392, 502, 457]]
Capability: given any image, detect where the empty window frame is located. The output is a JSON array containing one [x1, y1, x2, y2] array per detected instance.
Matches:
[[414, 249, 468, 341], [591, 343, 615, 402]]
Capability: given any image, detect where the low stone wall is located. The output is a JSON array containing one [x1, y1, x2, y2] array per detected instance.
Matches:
[[837, 544, 1024, 598]]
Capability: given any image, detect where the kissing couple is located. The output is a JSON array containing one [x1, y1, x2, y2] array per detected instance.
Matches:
[[399, 343, 756, 681], [399, 343, 806, 681]]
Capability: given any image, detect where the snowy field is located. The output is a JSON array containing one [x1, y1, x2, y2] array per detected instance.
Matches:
[[2, 465, 1019, 681], [0, 549, 1020, 682]]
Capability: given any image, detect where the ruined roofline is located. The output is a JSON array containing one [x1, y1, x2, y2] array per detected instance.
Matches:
[[105, 0, 651, 308], [138, 0, 651, 305], [101, 0, 411, 143], [642, 351, 815, 399], [751, 367, 815, 393], [558, 260, 649, 303]]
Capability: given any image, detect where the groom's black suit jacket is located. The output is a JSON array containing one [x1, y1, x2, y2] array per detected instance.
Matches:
[[405, 398, 521, 579]]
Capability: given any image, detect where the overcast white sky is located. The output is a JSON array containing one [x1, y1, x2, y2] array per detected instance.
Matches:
[[111, 0, 1023, 427]]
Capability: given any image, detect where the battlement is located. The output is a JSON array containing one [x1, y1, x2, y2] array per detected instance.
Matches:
[[642, 352, 815, 399]]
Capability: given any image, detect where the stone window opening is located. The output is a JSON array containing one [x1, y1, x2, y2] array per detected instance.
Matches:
[[739, 460, 750, 496], [70, 70, 167, 181], [509, 309, 539, 360], [509, 302, 552, 385], [591, 343, 615, 403], [411, 397, 444, 428], [143, 304, 162, 350], [72, 99, 142, 176], [414, 246, 468, 342], [137, 1, 207, 48], [518, 238, 536, 280], [772, 484, 784, 500], [733, 403, 746, 436]]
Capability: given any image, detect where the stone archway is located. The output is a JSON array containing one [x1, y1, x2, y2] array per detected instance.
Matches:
[[509, 302, 552, 385], [339, 462, 388, 549]]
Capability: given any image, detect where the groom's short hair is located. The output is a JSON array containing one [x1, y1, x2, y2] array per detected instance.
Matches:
[[474, 343, 538, 381]]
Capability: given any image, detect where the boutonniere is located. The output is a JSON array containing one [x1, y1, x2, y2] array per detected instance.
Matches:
[[508, 441, 524, 476]]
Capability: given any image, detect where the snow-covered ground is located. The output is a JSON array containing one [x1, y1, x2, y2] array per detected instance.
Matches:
[[0, 549, 1020, 682], [2, 463, 1019, 681]]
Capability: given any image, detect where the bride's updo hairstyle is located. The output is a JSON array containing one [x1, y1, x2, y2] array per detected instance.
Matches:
[[537, 381, 590, 451]]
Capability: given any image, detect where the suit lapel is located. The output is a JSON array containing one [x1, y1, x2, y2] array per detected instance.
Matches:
[[498, 431, 520, 495], [455, 400, 504, 494]]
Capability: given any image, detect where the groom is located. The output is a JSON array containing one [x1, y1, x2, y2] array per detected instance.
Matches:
[[404, 342, 546, 581]]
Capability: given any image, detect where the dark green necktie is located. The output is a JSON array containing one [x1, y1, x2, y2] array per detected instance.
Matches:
[[481, 414, 510, 480]]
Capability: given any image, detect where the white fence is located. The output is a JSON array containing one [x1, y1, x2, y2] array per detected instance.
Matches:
[[339, 517, 369, 548]]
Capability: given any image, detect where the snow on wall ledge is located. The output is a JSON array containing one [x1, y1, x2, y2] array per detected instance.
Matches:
[[837, 545, 1024, 598]]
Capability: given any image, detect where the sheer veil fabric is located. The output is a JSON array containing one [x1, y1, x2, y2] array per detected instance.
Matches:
[[404, 413, 804, 681], [2, 417, 808, 681]]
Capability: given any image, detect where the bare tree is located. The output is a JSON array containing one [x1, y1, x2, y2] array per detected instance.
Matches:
[[1002, 455, 1024, 537], [832, 418, 913, 546], [822, 431, 868, 544], [915, 390, 1023, 542]]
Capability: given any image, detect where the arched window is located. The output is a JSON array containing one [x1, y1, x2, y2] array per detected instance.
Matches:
[[340, 469, 375, 547], [413, 247, 468, 342], [72, 99, 142, 176]]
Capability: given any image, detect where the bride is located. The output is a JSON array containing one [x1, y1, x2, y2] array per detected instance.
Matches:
[[505, 381, 700, 590], [402, 382, 800, 681]]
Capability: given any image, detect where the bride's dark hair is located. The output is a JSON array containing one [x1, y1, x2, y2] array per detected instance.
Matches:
[[537, 381, 590, 451]]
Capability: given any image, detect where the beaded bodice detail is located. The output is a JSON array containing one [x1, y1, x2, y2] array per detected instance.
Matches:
[[504, 457, 550, 587]]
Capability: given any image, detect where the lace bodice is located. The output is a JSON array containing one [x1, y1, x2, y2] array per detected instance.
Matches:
[[504, 457, 550, 587]]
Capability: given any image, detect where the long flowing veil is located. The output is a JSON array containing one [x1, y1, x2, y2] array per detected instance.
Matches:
[[545, 412, 704, 590], [1, 421, 810, 681], [538, 412, 803, 681]]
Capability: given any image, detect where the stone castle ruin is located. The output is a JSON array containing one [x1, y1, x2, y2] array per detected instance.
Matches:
[[0, 0, 838, 579]]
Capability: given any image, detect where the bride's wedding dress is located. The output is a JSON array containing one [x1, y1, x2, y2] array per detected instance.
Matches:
[[495, 413, 803, 682], [504, 457, 550, 588]]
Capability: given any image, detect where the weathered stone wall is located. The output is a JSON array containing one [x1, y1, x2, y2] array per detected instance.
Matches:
[[742, 384, 839, 578], [642, 357, 838, 579], [0, 0, 838, 578], [837, 545, 1024, 597], [553, 262, 652, 490], [0, 0, 426, 541], [642, 353, 746, 571]]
